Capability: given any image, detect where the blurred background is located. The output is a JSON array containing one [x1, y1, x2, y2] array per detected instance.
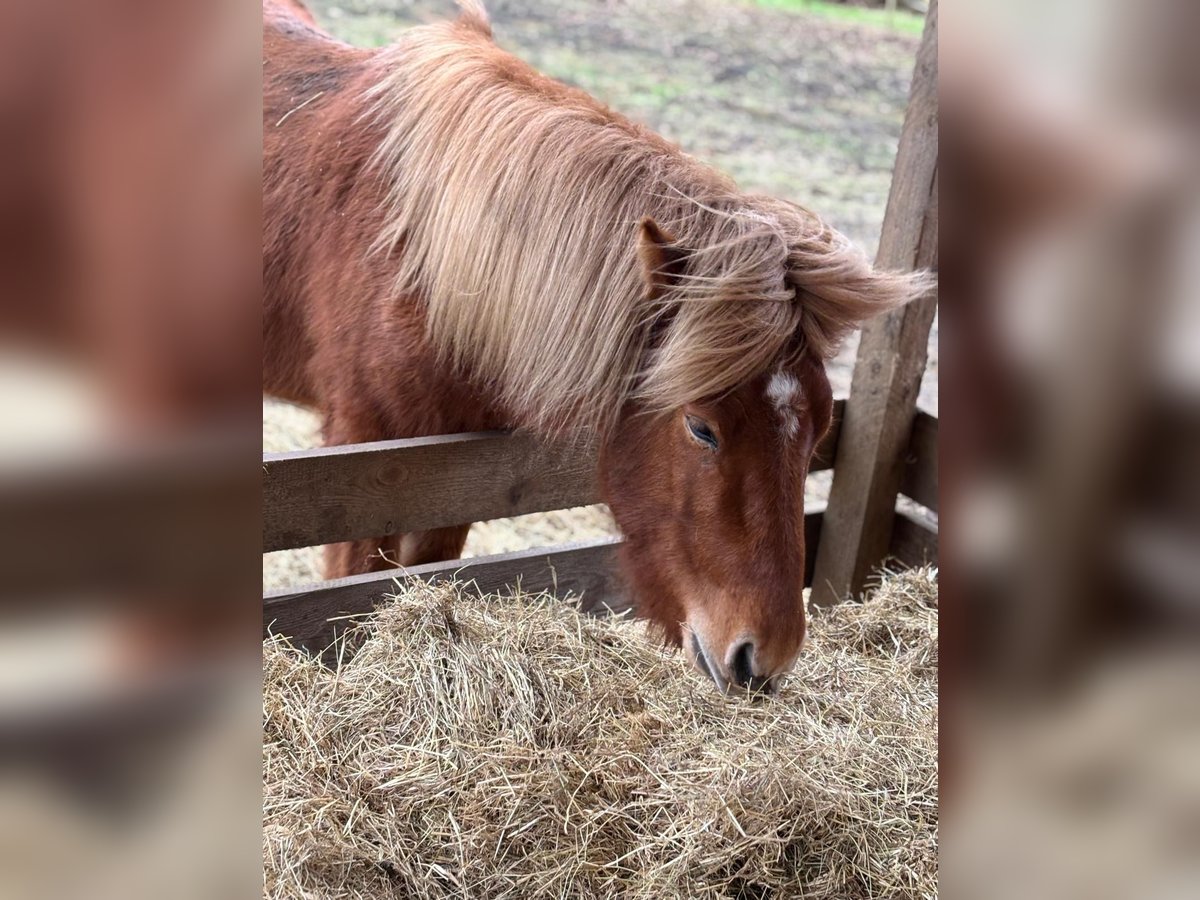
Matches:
[[263, 0, 936, 591]]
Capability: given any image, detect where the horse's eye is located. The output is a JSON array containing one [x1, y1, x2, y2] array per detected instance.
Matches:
[[684, 414, 718, 450]]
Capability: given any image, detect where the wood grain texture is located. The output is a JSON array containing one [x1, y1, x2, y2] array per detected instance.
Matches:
[[264, 537, 626, 651], [810, 0, 938, 605], [889, 506, 939, 568], [900, 411, 938, 512], [263, 401, 845, 553], [262, 430, 598, 553]]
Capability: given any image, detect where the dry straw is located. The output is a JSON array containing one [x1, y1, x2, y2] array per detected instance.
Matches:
[[263, 569, 938, 899]]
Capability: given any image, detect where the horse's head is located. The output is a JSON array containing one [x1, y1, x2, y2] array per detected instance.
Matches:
[[599, 354, 832, 695], [595, 214, 924, 694]]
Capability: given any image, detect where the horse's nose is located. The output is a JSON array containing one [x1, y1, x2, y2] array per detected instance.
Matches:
[[726, 639, 775, 695], [688, 621, 800, 695]]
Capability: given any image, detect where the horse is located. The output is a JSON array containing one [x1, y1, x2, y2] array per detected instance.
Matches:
[[262, 0, 928, 693]]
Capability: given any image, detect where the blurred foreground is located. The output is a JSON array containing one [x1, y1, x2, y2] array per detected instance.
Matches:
[[0, 1, 261, 897], [942, 0, 1200, 894]]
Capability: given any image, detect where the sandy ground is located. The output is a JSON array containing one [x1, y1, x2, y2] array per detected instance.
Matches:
[[264, 0, 933, 591]]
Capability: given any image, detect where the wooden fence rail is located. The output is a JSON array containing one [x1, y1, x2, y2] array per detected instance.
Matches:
[[901, 411, 938, 513], [262, 400, 936, 650], [264, 511, 830, 651], [265, 536, 626, 649], [263, 430, 598, 554], [263, 398, 849, 554]]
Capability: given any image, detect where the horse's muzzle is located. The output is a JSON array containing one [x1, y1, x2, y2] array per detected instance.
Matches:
[[690, 634, 776, 697]]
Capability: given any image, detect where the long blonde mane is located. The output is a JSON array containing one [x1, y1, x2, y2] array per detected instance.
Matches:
[[366, 1, 926, 435]]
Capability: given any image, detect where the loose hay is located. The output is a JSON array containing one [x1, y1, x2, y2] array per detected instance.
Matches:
[[263, 568, 938, 899]]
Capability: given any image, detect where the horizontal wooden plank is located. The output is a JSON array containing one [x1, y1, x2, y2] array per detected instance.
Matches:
[[262, 400, 845, 554], [900, 410, 938, 512], [263, 431, 599, 553], [264, 537, 626, 651], [264, 507, 830, 651], [889, 505, 938, 568]]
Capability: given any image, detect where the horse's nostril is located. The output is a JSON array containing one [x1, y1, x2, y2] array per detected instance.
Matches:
[[730, 640, 756, 688]]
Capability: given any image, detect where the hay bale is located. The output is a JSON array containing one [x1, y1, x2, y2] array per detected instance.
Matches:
[[263, 569, 938, 899]]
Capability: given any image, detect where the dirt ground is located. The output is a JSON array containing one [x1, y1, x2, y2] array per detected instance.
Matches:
[[264, 0, 934, 590]]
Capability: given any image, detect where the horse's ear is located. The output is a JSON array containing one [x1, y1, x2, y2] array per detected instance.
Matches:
[[637, 217, 686, 297]]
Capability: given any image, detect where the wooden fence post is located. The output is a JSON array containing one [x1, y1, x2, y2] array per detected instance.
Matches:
[[810, 0, 938, 605]]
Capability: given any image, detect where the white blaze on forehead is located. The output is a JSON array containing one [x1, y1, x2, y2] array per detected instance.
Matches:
[[766, 369, 801, 438]]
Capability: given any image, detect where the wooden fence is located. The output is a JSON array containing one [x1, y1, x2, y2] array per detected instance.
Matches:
[[263, 402, 937, 649]]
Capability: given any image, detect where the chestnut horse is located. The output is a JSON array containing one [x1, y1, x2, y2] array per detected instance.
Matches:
[[263, 0, 926, 692]]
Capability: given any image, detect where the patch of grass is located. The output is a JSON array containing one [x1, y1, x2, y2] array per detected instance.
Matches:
[[314, 9, 406, 46], [519, 44, 697, 119], [746, 0, 926, 35], [303, 0, 913, 248]]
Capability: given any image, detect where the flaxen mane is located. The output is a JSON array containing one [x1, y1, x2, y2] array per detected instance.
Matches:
[[367, 0, 927, 434]]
